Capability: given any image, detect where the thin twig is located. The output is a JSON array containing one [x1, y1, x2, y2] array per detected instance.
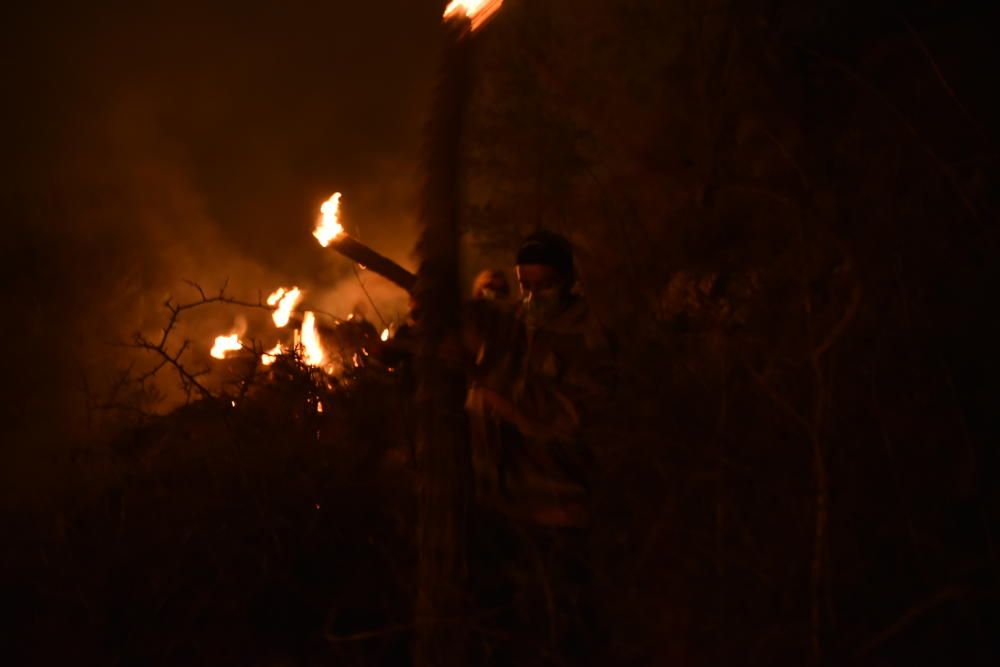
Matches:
[[899, 14, 991, 143], [854, 586, 964, 658], [798, 45, 987, 230], [352, 264, 388, 329], [814, 282, 863, 358]]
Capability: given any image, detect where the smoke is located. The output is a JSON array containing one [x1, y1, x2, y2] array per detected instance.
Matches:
[[0, 1, 439, 503]]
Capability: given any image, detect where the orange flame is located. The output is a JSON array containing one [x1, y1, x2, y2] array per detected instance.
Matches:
[[380, 328, 390, 342], [443, 0, 503, 31], [210, 333, 243, 360], [300, 312, 326, 367], [313, 193, 344, 247], [267, 286, 303, 328], [261, 342, 285, 366]]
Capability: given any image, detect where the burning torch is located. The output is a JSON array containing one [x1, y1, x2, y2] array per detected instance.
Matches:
[[313, 193, 417, 292]]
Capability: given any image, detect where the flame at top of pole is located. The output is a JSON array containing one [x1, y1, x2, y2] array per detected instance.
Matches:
[[313, 193, 344, 247], [443, 0, 504, 32]]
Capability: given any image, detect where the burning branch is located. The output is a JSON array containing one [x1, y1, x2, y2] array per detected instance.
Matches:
[[100, 277, 376, 424], [126, 280, 274, 402], [314, 193, 417, 292]]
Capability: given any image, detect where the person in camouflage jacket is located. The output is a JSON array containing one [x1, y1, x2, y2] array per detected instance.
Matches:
[[467, 231, 614, 528]]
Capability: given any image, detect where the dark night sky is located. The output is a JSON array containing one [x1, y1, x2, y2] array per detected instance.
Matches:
[[2, 1, 441, 266], [0, 1, 444, 501]]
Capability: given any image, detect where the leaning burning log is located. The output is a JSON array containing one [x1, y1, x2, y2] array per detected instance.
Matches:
[[313, 192, 417, 292], [327, 234, 416, 292]]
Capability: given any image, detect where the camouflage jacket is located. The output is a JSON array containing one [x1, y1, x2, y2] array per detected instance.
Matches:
[[467, 295, 614, 526]]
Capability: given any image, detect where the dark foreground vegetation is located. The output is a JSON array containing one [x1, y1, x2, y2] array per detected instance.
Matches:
[[3, 358, 419, 666], [2, 1, 998, 665]]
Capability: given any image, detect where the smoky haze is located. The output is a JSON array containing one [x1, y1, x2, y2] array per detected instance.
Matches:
[[0, 1, 442, 504]]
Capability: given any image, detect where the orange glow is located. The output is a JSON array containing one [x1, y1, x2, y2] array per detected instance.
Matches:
[[261, 342, 284, 366], [443, 0, 503, 31], [316, 401, 324, 414], [300, 311, 326, 367], [313, 193, 344, 247], [210, 333, 242, 360], [380, 328, 390, 342], [267, 286, 303, 328]]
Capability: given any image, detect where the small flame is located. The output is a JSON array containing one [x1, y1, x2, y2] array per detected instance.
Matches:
[[443, 0, 503, 31], [211, 333, 243, 360], [380, 328, 390, 342], [300, 312, 326, 366], [261, 342, 284, 366], [316, 401, 324, 414], [313, 193, 344, 247], [267, 286, 303, 328]]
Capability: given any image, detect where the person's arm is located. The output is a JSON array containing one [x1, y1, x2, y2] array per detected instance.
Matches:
[[469, 383, 579, 443]]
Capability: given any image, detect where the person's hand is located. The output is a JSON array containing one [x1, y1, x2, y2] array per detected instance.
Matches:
[[467, 386, 542, 438]]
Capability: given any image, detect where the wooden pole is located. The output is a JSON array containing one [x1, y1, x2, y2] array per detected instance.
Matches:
[[412, 15, 474, 667]]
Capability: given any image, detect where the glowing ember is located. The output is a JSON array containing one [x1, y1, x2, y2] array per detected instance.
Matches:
[[210, 333, 243, 360], [313, 193, 344, 247], [267, 286, 303, 328], [443, 0, 503, 30], [381, 328, 390, 342], [300, 312, 326, 367], [316, 401, 324, 414], [261, 342, 284, 366]]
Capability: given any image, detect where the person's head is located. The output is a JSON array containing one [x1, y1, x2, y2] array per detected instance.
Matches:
[[515, 230, 575, 322], [406, 294, 422, 325], [472, 269, 511, 301]]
